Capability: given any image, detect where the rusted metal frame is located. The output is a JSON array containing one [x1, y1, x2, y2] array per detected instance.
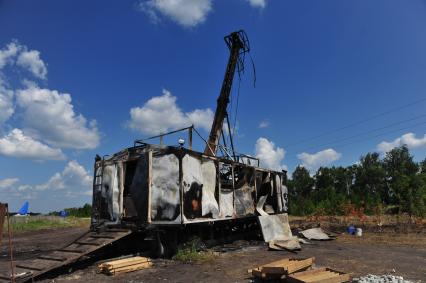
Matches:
[[147, 150, 153, 224], [253, 168, 258, 204], [204, 32, 244, 157], [232, 164, 236, 218], [225, 113, 237, 161], [135, 126, 194, 146], [179, 149, 184, 224], [192, 126, 214, 157], [6, 204, 15, 283], [119, 162, 124, 218], [0, 203, 5, 247]]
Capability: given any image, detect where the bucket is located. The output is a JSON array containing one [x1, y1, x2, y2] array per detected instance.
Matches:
[[355, 228, 362, 237]]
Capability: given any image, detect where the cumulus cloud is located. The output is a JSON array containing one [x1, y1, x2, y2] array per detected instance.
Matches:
[[0, 41, 47, 79], [258, 120, 269, 128], [0, 41, 20, 69], [16, 85, 100, 149], [137, 0, 212, 28], [17, 49, 47, 79], [0, 178, 19, 189], [128, 89, 213, 135], [0, 79, 14, 126], [247, 0, 266, 8], [297, 148, 341, 172], [255, 137, 286, 170], [35, 160, 92, 192], [4, 161, 92, 201], [0, 128, 65, 160], [377, 132, 426, 153]]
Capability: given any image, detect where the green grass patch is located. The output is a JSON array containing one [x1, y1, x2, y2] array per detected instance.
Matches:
[[172, 237, 216, 263], [3, 216, 90, 234]]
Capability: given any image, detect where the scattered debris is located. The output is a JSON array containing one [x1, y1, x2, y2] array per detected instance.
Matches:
[[249, 257, 314, 280], [98, 256, 152, 275], [287, 267, 350, 283], [299, 228, 333, 241], [353, 274, 414, 283], [257, 214, 293, 242], [297, 238, 312, 245], [268, 238, 301, 251]]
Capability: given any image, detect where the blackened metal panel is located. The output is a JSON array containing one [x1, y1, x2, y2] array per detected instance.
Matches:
[[150, 153, 180, 222], [234, 166, 255, 216], [218, 162, 234, 218], [128, 153, 150, 222], [102, 164, 120, 221], [182, 155, 219, 221]]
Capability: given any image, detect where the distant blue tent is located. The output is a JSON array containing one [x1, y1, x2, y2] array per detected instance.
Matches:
[[59, 210, 68, 218], [18, 201, 29, 215]]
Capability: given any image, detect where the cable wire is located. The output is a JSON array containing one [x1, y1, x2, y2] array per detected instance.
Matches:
[[286, 97, 426, 146]]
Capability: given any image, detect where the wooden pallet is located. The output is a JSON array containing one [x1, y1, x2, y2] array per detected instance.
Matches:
[[0, 228, 132, 283], [287, 268, 350, 283], [98, 256, 152, 275], [250, 257, 314, 280]]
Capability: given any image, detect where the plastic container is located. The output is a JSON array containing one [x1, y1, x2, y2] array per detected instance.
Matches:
[[347, 225, 356, 235]]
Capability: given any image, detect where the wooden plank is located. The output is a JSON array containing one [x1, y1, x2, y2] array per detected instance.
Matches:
[[111, 261, 152, 274], [260, 257, 314, 275], [287, 268, 350, 283], [101, 258, 150, 269]]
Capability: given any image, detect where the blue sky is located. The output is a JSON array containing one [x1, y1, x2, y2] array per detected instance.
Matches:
[[1, 0, 426, 212]]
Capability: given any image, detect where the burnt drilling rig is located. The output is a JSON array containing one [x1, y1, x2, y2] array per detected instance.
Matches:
[[0, 30, 289, 283]]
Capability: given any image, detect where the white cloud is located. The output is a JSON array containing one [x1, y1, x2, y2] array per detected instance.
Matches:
[[17, 49, 47, 80], [128, 89, 213, 135], [255, 137, 286, 171], [0, 41, 20, 69], [258, 120, 269, 128], [4, 161, 92, 202], [137, 0, 212, 28], [35, 160, 92, 192], [297, 148, 341, 172], [0, 178, 19, 189], [0, 41, 47, 79], [16, 85, 100, 149], [247, 0, 266, 8], [0, 128, 65, 160], [0, 78, 14, 126], [377, 132, 426, 153]]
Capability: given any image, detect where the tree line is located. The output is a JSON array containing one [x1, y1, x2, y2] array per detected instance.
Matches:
[[287, 145, 426, 217], [49, 203, 92, 217]]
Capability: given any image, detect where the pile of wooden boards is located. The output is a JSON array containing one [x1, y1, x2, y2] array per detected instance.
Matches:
[[250, 257, 315, 280], [98, 256, 152, 275], [249, 257, 351, 282]]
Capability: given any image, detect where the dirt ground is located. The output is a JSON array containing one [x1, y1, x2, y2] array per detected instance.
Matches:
[[1, 225, 425, 282]]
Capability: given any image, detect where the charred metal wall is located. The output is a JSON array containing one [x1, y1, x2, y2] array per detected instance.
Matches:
[[92, 146, 288, 227]]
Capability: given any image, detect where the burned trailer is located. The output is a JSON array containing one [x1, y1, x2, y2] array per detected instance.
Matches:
[[91, 141, 288, 231], [90, 30, 290, 254]]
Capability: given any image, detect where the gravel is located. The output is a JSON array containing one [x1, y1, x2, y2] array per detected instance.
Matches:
[[353, 274, 416, 283]]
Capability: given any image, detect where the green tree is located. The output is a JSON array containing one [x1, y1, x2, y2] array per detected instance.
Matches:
[[288, 166, 315, 215], [383, 146, 419, 215], [352, 152, 386, 213]]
